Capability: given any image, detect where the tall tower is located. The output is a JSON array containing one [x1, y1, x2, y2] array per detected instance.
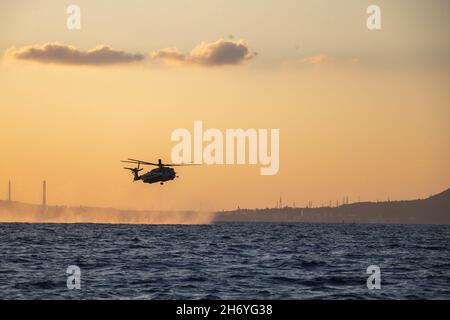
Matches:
[[8, 180, 11, 201], [42, 180, 47, 207]]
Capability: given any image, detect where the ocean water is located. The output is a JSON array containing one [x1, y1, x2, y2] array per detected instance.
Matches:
[[0, 222, 449, 299]]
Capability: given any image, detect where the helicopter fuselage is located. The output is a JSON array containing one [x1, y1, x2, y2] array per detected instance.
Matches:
[[139, 166, 176, 184]]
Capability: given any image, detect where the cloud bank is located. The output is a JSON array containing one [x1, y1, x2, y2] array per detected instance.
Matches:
[[151, 39, 257, 66], [4, 39, 256, 67], [5, 43, 146, 66]]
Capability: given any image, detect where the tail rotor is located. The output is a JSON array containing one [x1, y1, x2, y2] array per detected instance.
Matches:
[[123, 166, 143, 181]]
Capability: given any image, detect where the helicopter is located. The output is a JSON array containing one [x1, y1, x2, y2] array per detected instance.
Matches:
[[121, 158, 197, 185]]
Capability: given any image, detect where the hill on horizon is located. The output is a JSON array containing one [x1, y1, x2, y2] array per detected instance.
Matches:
[[214, 188, 450, 224]]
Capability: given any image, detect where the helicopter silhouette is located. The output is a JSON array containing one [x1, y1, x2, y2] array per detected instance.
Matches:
[[121, 158, 197, 185]]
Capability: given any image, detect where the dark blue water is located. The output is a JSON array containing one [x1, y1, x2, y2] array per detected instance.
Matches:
[[0, 222, 449, 299]]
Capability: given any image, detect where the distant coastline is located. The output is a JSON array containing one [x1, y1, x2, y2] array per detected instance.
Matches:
[[215, 188, 450, 224], [0, 188, 449, 224]]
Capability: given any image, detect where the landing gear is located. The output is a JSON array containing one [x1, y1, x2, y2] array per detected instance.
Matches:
[[160, 182, 164, 185]]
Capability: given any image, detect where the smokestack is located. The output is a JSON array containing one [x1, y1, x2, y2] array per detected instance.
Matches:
[[42, 180, 47, 207], [8, 180, 11, 201]]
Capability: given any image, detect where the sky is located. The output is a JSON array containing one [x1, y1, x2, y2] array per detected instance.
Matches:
[[0, 0, 449, 211]]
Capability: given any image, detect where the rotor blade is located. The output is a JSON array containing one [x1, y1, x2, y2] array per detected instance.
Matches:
[[123, 167, 143, 171], [127, 158, 159, 166], [121, 159, 157, 166], [122, 158, 198, 167], [163, 163, 200, 166]]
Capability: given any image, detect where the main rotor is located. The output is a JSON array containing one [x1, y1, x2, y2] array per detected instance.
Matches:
[[121, 158, 196, 169]]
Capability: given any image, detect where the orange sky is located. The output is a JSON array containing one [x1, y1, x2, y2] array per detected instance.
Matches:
[[0, 1, 449, 211]]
